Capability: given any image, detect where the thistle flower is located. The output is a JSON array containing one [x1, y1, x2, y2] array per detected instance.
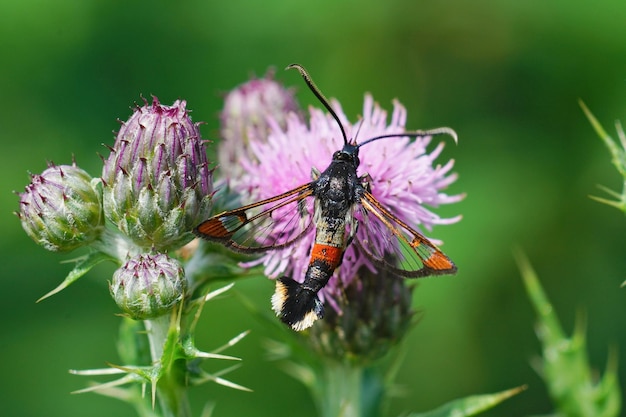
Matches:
[[110, 252, 185, 320], [102, 97, 213, 252], [229, 94, 462, 307], [219, 71, 300, 183], [17, 162, 104, 252]]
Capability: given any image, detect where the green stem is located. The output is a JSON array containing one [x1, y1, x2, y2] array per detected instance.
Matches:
[[320, 361, 363, 417], [92, 226, 142, 261], [145, 315, 170, 360], [144, 315, 191, 417]]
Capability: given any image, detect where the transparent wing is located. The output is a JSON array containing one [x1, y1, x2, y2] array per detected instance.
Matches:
[[355, 191, 456, 277], [194, 183, 315, 253]]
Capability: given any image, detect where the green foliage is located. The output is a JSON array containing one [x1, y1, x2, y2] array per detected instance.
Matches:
[[407, 386, 526, 417], [263, 311, 523, 417], [580, 100, 626, 212], [70, 284, 249, 416], [516, 250, 621, 417], [37, 251, 116, 302]]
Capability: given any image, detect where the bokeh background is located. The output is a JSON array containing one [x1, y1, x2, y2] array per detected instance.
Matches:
[[2, 1, 625, 416]]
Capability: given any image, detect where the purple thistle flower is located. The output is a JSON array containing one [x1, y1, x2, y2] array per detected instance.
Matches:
[[110, 252, 185, 320], [17, 162, 104, 252], [102, 97, 213, 252], [229, 94, 462, 308], [219, 71, 301, 184]]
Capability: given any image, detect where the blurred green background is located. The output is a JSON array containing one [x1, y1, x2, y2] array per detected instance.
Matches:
[[2, 0, 625, 416]]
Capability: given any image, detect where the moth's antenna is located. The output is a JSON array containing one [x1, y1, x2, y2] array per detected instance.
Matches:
[[287, 64, 348, 146], [353, 118, 364, 143], [357, 127, 458, 148]]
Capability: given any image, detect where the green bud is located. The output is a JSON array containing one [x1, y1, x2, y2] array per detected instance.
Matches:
[[110, 252, 185, 320], [17, 163, 104, 252], [308, 267, 415, 364], [102, 97, 213, 251]]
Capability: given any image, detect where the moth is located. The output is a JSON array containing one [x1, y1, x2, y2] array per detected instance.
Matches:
[[194, 64, 457, 331]]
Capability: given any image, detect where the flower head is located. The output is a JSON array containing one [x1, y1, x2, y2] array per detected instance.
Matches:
[[219, 71, 300, 183], [17, 162, 104, 252], [308, 265, 415, 363], [102, 97, 213, 252], [110, 252, 185, 320], [228, 94, 462, 307]]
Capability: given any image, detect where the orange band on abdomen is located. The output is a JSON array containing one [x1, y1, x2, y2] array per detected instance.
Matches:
[[310, 244, 343, 268]]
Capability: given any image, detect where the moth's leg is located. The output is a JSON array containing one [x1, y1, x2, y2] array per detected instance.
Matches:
[[359, 173, 372, 192], [311, 166, 321, 181]]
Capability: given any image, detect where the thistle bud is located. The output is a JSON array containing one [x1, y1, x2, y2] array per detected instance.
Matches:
[[308, 267, 415, 364], [102, 97, 213, 251], [110, 252, 185, 320], [17, 163, 103, 252], [219, 72, 300, 182]]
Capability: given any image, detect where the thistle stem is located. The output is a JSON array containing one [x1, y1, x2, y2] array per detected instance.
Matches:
[[145, 315, 191, 417], [145, 315, 170, 360], [320, 361, 364, 417], [92, 226, 142, 261]]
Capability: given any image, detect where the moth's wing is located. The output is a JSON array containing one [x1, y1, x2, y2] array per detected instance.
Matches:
[[355, 190, 456, 277], [194, 183, 315, 253]]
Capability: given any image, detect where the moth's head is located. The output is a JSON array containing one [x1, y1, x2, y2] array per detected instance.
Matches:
[[334, 142, 360, 167]]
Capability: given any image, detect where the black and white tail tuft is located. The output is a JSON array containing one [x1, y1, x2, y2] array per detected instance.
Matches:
[[271, 277, 324, 331]]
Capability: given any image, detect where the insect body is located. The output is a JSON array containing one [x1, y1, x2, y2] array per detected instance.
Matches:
[[194, 64, 457, 331], [270, 144, 363, 330]]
